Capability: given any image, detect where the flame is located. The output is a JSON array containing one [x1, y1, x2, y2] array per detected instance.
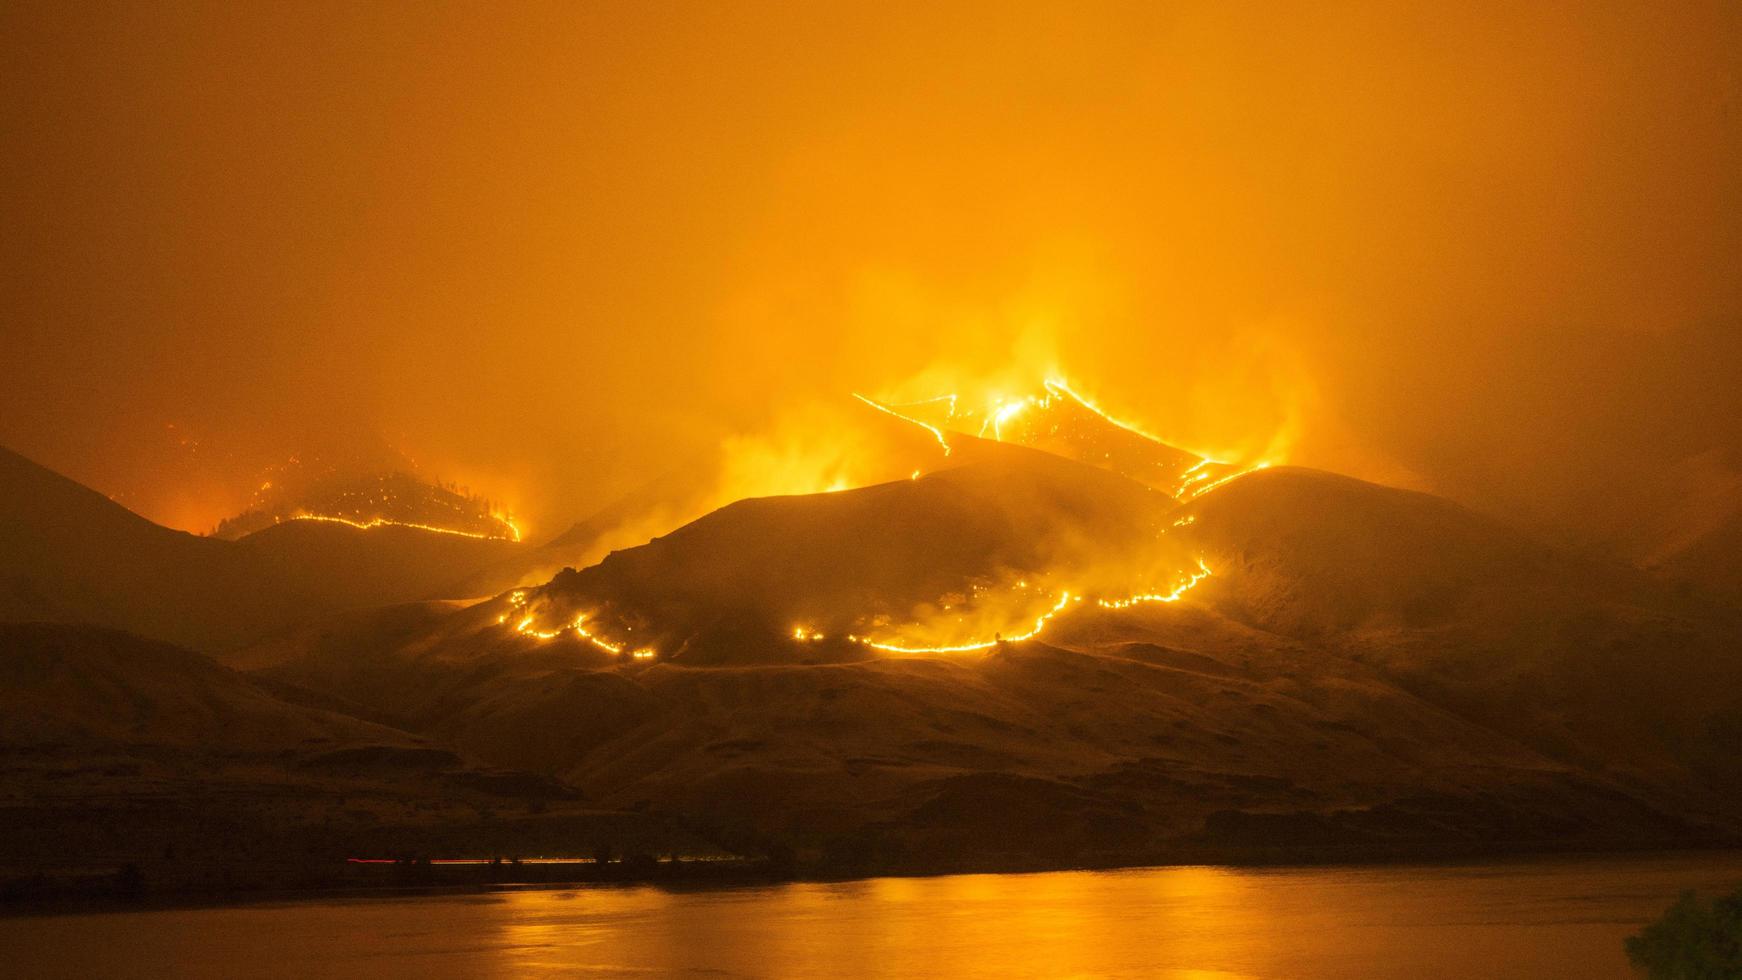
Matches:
[[859, 373, 1282, 501], [850, 590, 1083, 654], [496, 372, 1264, 661], [1040, 377, 1160, 443], [278, 512, 521, 541], [506, 555, 1213, 660], [504, 590, 649, 658], [851, 393, 953, 456], [849, 557, 1214, 654], [1178, 461, 1273, 501], [1096, 557, 1213, 608]]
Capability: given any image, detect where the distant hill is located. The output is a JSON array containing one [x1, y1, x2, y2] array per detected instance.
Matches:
[[884, 381, 1242, 498], [212, 469, 518, 542], [0, 446, 524, 650], [1652, 510, 1742, 605], [1173, 466, 1742, 782], [233, 519, 521, 608]]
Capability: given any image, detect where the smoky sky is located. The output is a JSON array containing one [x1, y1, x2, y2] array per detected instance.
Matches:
[[2, 1, 1738, 548]]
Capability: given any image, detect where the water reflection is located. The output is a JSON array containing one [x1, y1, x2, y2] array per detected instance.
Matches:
[[7, 852, 1742, 979]]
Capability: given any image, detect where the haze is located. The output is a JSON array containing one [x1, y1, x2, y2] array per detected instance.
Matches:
[[3, 1, 1738, 549]]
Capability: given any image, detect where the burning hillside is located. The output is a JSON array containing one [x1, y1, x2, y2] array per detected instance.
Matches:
[[853, 377, 1276, 500], [483, 376, 1279, 662], [214, 469, 519, 542]]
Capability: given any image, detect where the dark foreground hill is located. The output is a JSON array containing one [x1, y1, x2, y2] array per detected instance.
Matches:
[[0, 623, 718, 903]]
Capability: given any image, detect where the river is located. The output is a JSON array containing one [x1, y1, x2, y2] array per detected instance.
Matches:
[[6, 851, 1740, 978]]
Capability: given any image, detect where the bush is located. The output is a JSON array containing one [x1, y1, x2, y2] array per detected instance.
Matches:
[[1625, 885, 1742, 979]]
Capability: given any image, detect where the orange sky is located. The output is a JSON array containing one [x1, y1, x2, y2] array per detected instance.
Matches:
[[2, 1, 1738, 550]]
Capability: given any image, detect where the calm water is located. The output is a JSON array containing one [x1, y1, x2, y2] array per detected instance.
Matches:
[[7, 852, 1741, 978]]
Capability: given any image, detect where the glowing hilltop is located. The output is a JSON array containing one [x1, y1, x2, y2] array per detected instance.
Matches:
[[215, 469, 520, 542], [492, 376, 1268, 662], [853, 376, 1274, 500]]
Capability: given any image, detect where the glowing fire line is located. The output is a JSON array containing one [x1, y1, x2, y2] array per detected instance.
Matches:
[[792, 557, 1214, 654], [505, 591, 654, 659], [279, 513, 522, 542], [1095, 557, 1212, 608], [1042, 377, 1163, 444], [852, 393, 953, 456], [1178, 462, 1271, 501], [860, 376, 1273, 502], [508, 555, 1212, 660], [850, 590, 1082, 654]]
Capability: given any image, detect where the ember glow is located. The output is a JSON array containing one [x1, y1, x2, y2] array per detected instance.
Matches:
[[851, 393, 954, 457], [1096, 558, 1214, 609], [487, 373, 1250, 661], [276, 512, 522, 542], [847, 556, 1213, 654], [504, 589, 648, 658], [857, 373, 1284, 500]]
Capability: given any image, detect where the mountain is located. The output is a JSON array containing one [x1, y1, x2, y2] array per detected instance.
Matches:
[[1174, 467, 1742, 787], [248, 455, 1742, 871], [0, 446, 308, 650], [525, 445, 1181, 663], [233, 519, 521, 607], [1652, 510, 1742, 605], [6, 434, 1739, 888], [882, 381, 1243, 498], [0, 622, 421, 750], [0, 446, 524, 650], [212, 469, 518, 542]]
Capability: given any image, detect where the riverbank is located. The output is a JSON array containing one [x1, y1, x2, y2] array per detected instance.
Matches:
[[9, 851, 1742, 979], [6, 833, 1738, 919]]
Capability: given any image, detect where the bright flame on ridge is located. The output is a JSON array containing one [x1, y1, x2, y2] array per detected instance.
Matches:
[[279, 512, 522, 541], [851, 393, 953, 456]]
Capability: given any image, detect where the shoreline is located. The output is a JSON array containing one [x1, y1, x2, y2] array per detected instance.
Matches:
[[6, 836, 1738, 920]]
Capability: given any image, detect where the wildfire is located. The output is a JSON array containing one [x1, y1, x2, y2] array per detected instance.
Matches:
[[494, 373, 1255, 662], [1095, 557, 1213, 609], [851, 393, 954, 456], [278, 512, 522, 541], [1040, 376, 1158, 442], [504, 590, 651, 659], [844, 557, 1214, 654], [855, 373, 1279, 501], [849, 590, 1082, 654], [1177, 461, 1272, 501]]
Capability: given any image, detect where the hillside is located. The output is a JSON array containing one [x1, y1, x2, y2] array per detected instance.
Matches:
[[234, 519, 521, 607], [0, 446, 525, 650], [0, 446, 308, 650], [527, 446, 1181, 663], [1174, 467, 1742, 786], [248, 457, 1742, 869], [0, 623, 715, 898], [0, 623, 416, 750], [6, 439, 1739, 883]]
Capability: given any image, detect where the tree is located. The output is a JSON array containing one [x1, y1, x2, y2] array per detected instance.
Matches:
[[1626, 886, 1742, 979]]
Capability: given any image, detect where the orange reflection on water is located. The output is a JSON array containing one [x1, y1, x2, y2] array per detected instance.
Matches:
[[8, 854, 1742, 978]]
